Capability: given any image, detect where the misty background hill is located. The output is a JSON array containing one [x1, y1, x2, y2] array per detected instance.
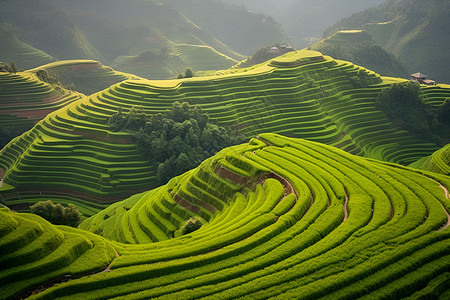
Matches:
[[324, 0, 450, 83], [220, 0, 385, 48], [0, 0, 286, 77], [0, 0, 448, 83]]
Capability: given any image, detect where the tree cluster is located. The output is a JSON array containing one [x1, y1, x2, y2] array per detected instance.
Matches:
[[0, 62, 18, 74], [177, 68, 194, 79], [180, 217, 203, 235], [109, 102, 240, 184], [375, 82, 449, 144], [349, 69, 372, 88], [30, 200, 83, 227], [36, 69, 76, 92]]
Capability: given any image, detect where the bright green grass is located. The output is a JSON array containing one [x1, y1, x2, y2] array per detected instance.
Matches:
[[0, 209, 116, 299], [8, 133, 445, 299]]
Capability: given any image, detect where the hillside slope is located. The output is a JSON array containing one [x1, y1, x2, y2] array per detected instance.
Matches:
[[30, 60, 142, 95], [1, 50, 447, 214], [14, 134, 450, 299], [1, 0, 290, 79], [324, 0, 450, 83], [221, 0, 385, 48], [0, 70, 84, 149], [309, 30, 407, 77], [410, 143, 450, 176], [0, 23, 55, 70], [0, 206, 116, 300]]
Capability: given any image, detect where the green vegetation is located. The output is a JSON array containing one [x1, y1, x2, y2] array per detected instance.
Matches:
[[30, 200, 83, 227], [109, 102, 239, 184], [30, 60, 141, 95], [375, 82, 449, 144], [5, 133, 446, 299], [1, 50, 448, 214], [0, 62, 18, 74], [409, 143, 450, 175], [0, 208, 116, 299], [180, 217, 203, 235], [0, 68, 84, 149]]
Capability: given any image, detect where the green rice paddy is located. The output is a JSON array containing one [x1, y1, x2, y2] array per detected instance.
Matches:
[[1, 50, 447, 215], [2, 133, 449, 299]]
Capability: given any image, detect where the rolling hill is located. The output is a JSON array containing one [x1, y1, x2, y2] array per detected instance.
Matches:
[[309, 30, 408, 77], [409, 143, 450, 176], [220, 0, 385, 48], [1, 0, 290, 79], [29, 60, 142, 95], [0, 69, 84, 149], [2, 133, 449, 298], [1, 50, 448, 215], [0, 23, 55, 70], [324, 0, 450, 83]]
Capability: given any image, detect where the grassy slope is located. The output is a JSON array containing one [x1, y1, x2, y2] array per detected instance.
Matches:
[[0, 24, 55, 70], [309, 30, 408, 77], [409, 143, 450, 176], [0, 70, 84, 146], [0, 206, 116, 300], [11, 133, 448, 299], [29, 60, 143, 95], [0, 50, 447, 215]]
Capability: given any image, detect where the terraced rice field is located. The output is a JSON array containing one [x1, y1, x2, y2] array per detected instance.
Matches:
[[410, 143, 450, 175], [3, 134, 449, 299], [0, 50, 446, 214], [30, 60, 142, 95], [0, 71, 84, 131], [0, 206, 116, 300]]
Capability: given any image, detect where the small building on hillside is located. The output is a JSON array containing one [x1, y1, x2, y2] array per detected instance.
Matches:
[[410, 72, 436, 85]]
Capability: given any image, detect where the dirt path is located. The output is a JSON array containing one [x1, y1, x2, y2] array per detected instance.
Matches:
[[437, 181, 450, 232], [428, 178, 450, 232], [343, 189, 349, 222]]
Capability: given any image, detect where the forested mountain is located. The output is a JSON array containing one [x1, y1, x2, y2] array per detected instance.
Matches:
[[309, 30, 407, 78], [0, 0, 287, 78], [324, 0, 450, 83]]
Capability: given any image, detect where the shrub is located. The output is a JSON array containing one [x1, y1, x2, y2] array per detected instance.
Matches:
[[180, 217, 203, 235], [30, 200, 83, 227]]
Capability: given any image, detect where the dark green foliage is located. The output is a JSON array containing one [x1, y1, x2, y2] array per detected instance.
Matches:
[[349, 70, 371, 88], [30, 200, 83, 227], [375, 82, 446, 143], [178, 68, 195, 79], [180, 217, 203, 235], [36, 69, 61, 86], [0, 126, 29, 150], [109, 102, 241, 184], [0, 62, 18, 74], [437, 98, 450, 126], [184, 68, 194, 78]]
